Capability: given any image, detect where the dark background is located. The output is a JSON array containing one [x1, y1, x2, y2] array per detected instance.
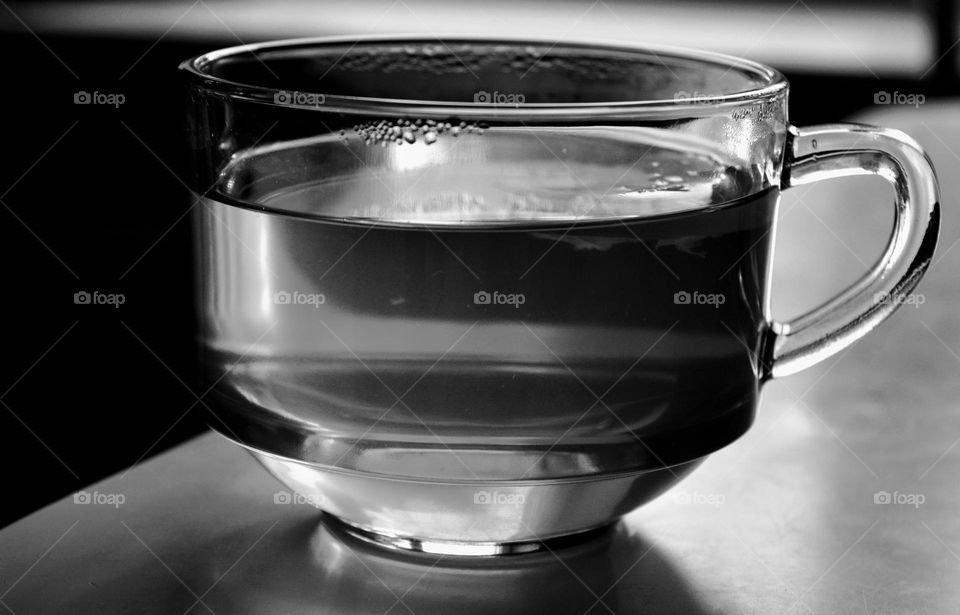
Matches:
[[1, 0, 957, 528]]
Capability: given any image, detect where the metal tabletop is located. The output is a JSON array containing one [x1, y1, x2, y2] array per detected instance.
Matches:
[[2, 105, 958, 614]]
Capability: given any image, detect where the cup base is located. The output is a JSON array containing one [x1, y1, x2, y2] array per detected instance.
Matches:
[[325, 512, 615, 557], [229, 432, 705, 547]]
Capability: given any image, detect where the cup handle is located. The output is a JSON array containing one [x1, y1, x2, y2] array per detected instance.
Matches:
[[766, 123, 940, 379]]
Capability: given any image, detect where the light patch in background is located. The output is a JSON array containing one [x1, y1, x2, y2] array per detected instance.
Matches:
[[6, 0, 932, 76]]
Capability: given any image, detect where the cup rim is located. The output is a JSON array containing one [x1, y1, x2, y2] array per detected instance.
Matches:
[[179, 34, 788, 118]]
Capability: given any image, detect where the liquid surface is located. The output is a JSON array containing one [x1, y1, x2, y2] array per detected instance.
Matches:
[[198, 127, 777, 481]]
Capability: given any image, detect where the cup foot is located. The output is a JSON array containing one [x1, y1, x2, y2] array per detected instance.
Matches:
[[324, 513, 613, 557], [234, 434, 705, 546]]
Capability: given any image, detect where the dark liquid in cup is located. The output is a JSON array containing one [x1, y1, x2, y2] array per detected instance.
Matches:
[[197, 128, 778, 481]]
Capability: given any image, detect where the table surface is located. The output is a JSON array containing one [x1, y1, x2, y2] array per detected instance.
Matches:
[[2, 105, 959, 615]]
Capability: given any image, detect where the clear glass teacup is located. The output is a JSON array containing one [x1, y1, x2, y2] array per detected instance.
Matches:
[[181, 37, 939, 555]]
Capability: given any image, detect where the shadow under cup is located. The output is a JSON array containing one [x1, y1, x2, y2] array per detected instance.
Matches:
[[182, 37, 934, 552]]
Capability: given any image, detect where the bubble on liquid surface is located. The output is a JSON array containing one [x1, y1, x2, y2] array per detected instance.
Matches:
[[353, 118, 486, 146]]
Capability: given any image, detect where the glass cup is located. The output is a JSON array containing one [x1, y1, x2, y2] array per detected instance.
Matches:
[[180, 37, 939, 555]]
